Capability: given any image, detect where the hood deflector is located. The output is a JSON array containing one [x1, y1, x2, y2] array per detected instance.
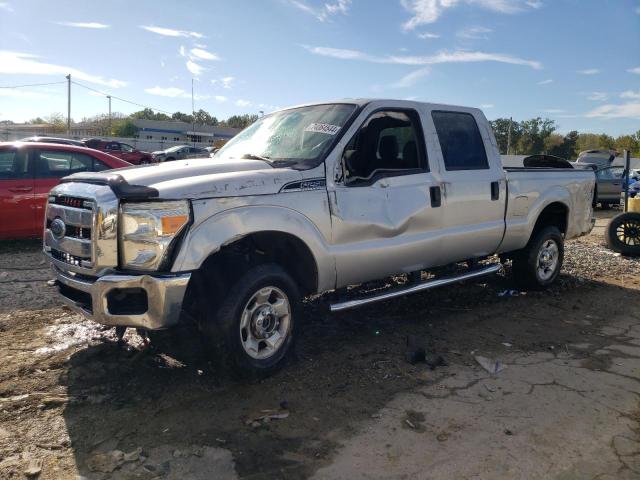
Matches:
[[60, 173, 159, 200]]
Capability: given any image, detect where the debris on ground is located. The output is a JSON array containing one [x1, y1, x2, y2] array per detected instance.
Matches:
[[24, 458, 42, 477], [246, 410, 290, 427], [498, 290, 525, 297], [475, 355, 507, 375], [87, 447, 141, 473]]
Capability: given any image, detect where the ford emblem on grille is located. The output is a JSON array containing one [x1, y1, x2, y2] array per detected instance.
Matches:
[[50, 218, 66, 239]]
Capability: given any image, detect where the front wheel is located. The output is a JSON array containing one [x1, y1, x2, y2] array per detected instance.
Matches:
[[198, 264, 300, 377], [512, 226, 564, 290]]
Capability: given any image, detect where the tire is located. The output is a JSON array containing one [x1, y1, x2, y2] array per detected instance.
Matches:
[[512, 226, 564, 290], [198, 263, 300, 377], [165, 157, 175, 162], [605, 212, 640, 256]]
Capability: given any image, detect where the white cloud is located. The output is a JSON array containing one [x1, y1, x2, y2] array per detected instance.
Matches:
[[480, 103, 494, 108], [179, 45, 186, 57], [628, 67, 640, 74], [0, 50, 126, 88], [544, 108, 564, 113], [457, 26, 492, 40], [236, 99, 251, 107], [418, 32, 440, 39], [221, 76, 234, 89], [586, 103, 640, 119], [0, 2, 13, 12], [526, 0, 543, 8], [401, 0, 539, 30], [537, 78, 553, 85], [586, 92, 608, 101], [140, 25, 203, 39], [144, 86, 211, 100], [303, 45, 542, 69], [190, 48, 219, 61], [214, 95, 227, 102], [621, 90, 640, 100], [55, 21, 110, 29], [578, 68, 599, 75], [186, 60, 205, 76], [391, 67, 430, 88], [287, 0, 351, 22], [145, 86, 189, 98]]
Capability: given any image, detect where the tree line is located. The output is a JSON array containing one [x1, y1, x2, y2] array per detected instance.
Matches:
[[22, 108, 260, 137], [490, 117, 640, 159]]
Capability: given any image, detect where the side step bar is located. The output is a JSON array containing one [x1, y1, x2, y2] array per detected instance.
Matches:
[[330, 263, 503, 313]]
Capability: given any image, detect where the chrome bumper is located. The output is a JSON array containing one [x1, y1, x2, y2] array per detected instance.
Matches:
[[52, 266, 191, 330]]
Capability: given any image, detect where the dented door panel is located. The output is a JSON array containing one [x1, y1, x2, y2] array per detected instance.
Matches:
[[330, 172, 443, 287]]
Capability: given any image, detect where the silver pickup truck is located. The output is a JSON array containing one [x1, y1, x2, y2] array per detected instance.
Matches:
[[44, 99, 595, 374]]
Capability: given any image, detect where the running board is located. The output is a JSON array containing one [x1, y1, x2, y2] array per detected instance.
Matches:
[[330, 263, 503, 313]]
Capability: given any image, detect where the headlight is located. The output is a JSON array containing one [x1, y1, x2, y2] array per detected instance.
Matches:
[[120, 200, 190, 271]]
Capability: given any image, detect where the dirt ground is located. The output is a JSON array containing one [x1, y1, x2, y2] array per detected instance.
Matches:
[[1, 209, 639, 479]]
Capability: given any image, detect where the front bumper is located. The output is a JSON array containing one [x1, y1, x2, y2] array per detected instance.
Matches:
[[52, 266, 191, 330]]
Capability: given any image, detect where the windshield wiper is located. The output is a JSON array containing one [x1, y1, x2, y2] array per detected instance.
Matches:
[[241, 153, 272, 163]]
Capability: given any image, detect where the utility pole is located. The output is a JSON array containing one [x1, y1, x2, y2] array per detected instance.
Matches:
[[191, 78, 196, 147], [66, 74, 71, 136], [107, 95, 112, 135], [506, 116, 512, 155]]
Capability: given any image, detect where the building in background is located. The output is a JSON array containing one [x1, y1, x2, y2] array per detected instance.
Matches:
[[133, 119, 239, 146]]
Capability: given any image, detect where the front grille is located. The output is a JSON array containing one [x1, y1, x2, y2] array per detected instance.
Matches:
[[49, 195, 93, 210], [58, 282, 93, 313], [46, 219, 92, 240], [51, 248, 89, 267]]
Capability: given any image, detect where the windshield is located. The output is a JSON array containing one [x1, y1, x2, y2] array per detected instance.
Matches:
[[215, 103, 357, 169], [165, 145, 184, 153]]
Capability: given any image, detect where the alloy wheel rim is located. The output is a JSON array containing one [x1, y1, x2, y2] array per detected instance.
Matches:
[[616, 220, 640, 246], [536, 239, 559, 281], [239, 286, 291, 360]]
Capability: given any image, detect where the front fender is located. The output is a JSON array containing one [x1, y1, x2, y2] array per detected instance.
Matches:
[[171, 204, 335, 293]]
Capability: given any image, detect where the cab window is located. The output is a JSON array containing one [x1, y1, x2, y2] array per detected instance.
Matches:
[[343, 109, 427, 184], [431, 111, 489, 171]]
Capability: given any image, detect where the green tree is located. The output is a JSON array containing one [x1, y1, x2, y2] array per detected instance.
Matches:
[[221, 114, 258, 129], [171, 111, 194, 123], [614, 135, 639, 156], [131, 108, 170, 121], [112, 118, 138, 137], [576, 133, 615, 153], [45, 113, 67, 132], [193, 109, 219, 126], [543, 133, 564, 155]]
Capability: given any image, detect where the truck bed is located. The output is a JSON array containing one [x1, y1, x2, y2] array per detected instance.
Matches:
[[498, 167, 595, 253]]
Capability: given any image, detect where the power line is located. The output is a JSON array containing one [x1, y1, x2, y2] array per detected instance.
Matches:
[[0, 81, 66, 89], [70, 80, 173, 115]]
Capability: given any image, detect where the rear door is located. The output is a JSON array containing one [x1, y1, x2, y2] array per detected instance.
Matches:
[[428, 109, 507, 262], [0, 148, 35, 239]]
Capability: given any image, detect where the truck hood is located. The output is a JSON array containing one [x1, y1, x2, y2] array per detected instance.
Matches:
[[64, 158, 304, 199]]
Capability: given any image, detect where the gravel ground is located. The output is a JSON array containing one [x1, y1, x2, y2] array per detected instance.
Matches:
[[0, 209, 639, 479]]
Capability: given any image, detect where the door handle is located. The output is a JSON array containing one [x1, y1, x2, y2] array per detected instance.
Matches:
[[8, 186, 33, 193], [491, 181, 500, 201], [430, 186, 441, 207]]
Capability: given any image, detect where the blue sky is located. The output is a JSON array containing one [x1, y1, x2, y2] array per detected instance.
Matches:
[[0, 0, 639, 135]]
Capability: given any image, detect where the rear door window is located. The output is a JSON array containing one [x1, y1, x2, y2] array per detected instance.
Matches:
[[35, 150, 102, 178], [0, 149, 30, 180], [431, 111, 489, 171]]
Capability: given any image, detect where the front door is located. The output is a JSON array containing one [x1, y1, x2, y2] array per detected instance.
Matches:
[[329, 108, 444, 287], [0, 148, 35, 239], [428, 109, 507, 262]]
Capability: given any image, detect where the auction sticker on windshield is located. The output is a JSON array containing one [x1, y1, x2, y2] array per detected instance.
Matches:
[[304, 123, 341, 135]]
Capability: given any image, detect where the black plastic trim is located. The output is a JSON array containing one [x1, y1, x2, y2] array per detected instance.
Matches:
[[61, 173, 159, 200]]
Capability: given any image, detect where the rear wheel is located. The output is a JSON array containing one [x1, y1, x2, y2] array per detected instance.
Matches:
[[512, 226, 564, 290], [605, 212, 640, 256], [198, 264, 300, 377]]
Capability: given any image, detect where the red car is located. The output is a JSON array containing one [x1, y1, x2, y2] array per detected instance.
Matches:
[[0, 142, 131, 239], [84, 139, 155, 165]]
